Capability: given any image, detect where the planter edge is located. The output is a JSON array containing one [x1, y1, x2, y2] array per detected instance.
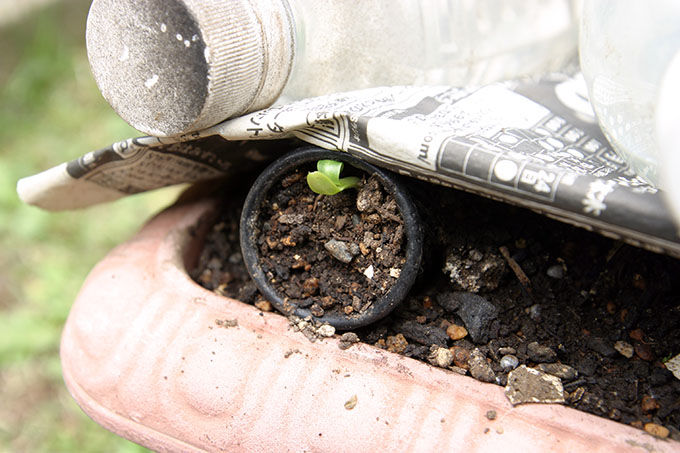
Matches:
[[60, 198, 678, 452]]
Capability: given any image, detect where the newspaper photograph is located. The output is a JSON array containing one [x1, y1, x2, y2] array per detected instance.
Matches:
[[17, 73, 680, 257]]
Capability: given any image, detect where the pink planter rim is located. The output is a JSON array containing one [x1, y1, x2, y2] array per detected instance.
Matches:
[[60, 198, 678, 452]]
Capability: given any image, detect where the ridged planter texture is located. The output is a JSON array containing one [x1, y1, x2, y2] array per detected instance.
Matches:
[[61, 198, 678, 452]]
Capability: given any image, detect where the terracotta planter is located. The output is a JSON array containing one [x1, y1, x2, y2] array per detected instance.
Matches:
[[61, 197, 678, 452]]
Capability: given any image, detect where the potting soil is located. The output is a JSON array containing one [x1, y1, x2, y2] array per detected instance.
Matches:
[[192, 180, 680, 439]]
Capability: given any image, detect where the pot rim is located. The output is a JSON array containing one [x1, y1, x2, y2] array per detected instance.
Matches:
[[239, 146, 423, 329]]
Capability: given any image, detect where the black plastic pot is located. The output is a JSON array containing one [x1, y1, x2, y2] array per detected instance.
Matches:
[[240, 147, 423, 330]]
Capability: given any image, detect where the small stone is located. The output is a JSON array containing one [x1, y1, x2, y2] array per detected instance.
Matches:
[[324, 239, 354, 263], [338, 332, 360, 350], [644, 423, 670, 439], [500, 355, 519, 372], [449, 365, 468, 375], [309, 303, 324, 317], [334, 215, 347, 231], [281, 236, 296, 247], [664, 353, 680, 380], [254, 300, 273, 312], [469, 348, 496, 383], [634, 343, 654, 361], [641, 395, 659, 413], [450, 346, 470, 369], [629, 328, 645, 342], [363, 265, 374, 279], [498, 347, 517, 356], [386, 334, 408, 354], [389, 268, 401, 278], [527, 342, 557, 363], [546, 264, 564, 279], [278, 213, 304, 224], [302, 277, 320, 296], [614, 340, 634, 358], [344, 395, 358, 410], [536, 363, 578, 381], [468, 249, 483, 261], [485, 410, 497, 420], [446, 324, 468, 341], [359, 242, 370, 255], [428, 346, 454, 368], [317, 324, 336, 338], [341, 332, 359, 343], [504, 365, 565, 405], [568, 387, 585, 404]]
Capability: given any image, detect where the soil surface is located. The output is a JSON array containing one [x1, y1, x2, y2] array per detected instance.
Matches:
[[192, 179, 680, 440], [250, 164, 405, 319]]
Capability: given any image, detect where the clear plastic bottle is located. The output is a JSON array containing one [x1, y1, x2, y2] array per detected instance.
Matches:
[[579, 0, 680, 188], [86, 0, 577, 137]]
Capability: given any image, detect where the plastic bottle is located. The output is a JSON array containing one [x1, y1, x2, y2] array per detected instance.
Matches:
[[86, 0, 577, 137], [579, 0, 680, 188]]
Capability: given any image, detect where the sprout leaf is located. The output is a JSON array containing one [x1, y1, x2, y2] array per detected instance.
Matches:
[[307, 159, 360, 195]]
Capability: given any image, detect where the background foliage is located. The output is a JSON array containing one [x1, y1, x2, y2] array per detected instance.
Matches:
[[1, 0, 179, 450]]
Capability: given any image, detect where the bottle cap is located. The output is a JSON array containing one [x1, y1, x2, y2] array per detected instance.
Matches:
[[86, 0, 295, 136]]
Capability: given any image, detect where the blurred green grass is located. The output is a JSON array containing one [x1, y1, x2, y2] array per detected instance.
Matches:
[[0, 1, 181, 451]]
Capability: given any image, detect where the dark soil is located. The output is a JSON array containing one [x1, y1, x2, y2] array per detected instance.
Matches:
[[192, 179, 680, 439], [251, 164, 405, 318]]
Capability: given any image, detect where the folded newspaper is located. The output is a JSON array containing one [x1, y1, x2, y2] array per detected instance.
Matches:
[[17, 73, 680, 257]]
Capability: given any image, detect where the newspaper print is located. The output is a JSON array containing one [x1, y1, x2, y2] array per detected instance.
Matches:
[[17, 74, 680, 257]]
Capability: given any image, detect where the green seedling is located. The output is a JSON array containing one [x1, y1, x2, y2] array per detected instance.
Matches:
[[306, 159, 360, 195]]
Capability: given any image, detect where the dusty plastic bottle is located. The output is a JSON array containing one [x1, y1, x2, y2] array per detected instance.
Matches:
[[86, 0, 576, 137]]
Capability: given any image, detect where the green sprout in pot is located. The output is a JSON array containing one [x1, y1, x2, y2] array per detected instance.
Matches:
[[306, 159, 361, 195]]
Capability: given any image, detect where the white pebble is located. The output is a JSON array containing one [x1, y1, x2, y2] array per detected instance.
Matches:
[[429, 347, 453, 368], [546, 264, 564, 279], [317, 324, 336, 338], [500, 354, 519, 371], [363, 265, 374, 279]]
